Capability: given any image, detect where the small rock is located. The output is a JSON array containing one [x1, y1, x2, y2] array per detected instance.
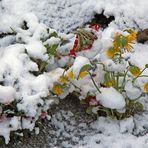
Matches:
[[137, 29, 148, 43]]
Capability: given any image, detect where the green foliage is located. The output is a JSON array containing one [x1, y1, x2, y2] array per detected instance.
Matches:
[[45, 44, 59, 56], [114, 35, 127, 48]]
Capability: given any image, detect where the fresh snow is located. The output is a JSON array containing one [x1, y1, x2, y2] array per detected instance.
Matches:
[[96, 87, 126, 110], [72, 56, 90, 78], [0, 86, 16, 104], [0, 0, 148, 34], [0, 0, 148, 147]]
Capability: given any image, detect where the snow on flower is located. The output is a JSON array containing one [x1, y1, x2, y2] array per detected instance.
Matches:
[[125, 81, 142, 100], [72, 56, 90, 78], [96, 87, 126, 110]]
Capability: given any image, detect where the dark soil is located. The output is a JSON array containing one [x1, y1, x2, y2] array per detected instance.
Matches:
[[1, 95, 95, 148], [90, 12, 115, 28]]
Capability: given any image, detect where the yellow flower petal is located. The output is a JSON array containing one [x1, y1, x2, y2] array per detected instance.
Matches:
[[52, 84, 63, 95], [144, 82, 148, 93], [78, 71, 88, 79], [66, 70, 75, 79], [129, 66, 141, 77], [106, 81, 113, 87], [106, 47, 117, 58], [59, 76, 68, 83]]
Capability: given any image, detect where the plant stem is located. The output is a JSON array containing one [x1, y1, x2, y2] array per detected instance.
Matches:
[[69, 81, 81, 91], [111, 109, 115, 118], [133, 67, 147, 82], [89, 72, 101, 93], [121, 69, 129, 89], [116, 73, 119, 90]]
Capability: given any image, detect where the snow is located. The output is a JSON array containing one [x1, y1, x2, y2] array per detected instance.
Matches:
[[72, 56, 90, 78], [0, 14, 64, 143], [0, 86, 16, 104], [94, 0, 148, 30], [0, 0, 148, 147], [25, 41, 48, 61], [125, 81, 142, 100], [0, 0, 148, 35], [96, 87, 126, 110], [48, 68, 65, 82], [0, 117, 21, 144]]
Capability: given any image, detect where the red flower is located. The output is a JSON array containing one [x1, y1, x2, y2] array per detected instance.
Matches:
[[89, 23, 100, 32], [69, 34, 78, 56], [85, 96, 99, 106], [80, 44, 93, 51], [92, 73, 97, 77], [69, 49, 76, 56]]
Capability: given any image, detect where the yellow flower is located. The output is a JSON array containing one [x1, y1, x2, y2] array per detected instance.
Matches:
[[106, 47, 118, 59], [106, 81, 113, 87], [125, 30, 137, 51], [59, 76, 68, 83], [113, 30, 137, 52], [126, 30, 137, 41], [66, 70, 75, 79], [129, 66, 141, 77], [78, 71, 88, 79], [52, 84, 63, 95], [124, 43, 133, 52], [144, 82, 148, 93]]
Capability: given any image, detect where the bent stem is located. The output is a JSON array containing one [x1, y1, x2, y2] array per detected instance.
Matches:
[[88, 71, 101, 93], [133, 67, 147, 82]]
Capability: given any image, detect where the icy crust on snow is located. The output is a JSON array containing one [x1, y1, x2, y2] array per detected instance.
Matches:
[[0, 0, 148, 34]]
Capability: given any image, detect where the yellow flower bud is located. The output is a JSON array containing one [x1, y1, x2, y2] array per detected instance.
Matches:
[[144, 82, 148, 93], [52, 84, 63, 95], [66, 70, 75, 79], [129, 66, 141, 77], [106, 47, 116, 59], [78, 71, 88, 79]]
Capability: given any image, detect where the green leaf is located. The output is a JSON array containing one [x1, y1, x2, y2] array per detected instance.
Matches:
[[80, 64, 91, 73], [86, 106, 93, 114], [104, 73, 113, 87], [45, 44, 58, 56], [115, 35, 127, 48], [39, 61, 48, 74], [78, 64, 91, 79], [134, 102, 144, 112], [49, 31, 58, 38], [145, 64, 148, 68]]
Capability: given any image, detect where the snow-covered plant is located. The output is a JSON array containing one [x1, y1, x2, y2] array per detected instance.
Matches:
[[69, 24, 100, 57], [52, 29, 148, 120], [84, 29, 148, 119], [0, 14, 65, 144]]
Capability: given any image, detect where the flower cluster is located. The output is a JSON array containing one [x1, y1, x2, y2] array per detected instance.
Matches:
[[51, 29, 148, 120], [0, 14, 147, 144]]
